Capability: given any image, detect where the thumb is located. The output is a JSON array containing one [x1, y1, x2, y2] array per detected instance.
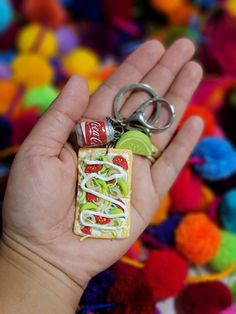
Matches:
[[23, 76, 89, 156]]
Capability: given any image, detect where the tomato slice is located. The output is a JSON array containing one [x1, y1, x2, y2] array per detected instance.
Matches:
[[85, 164, 102, 173], [95, 216, 111, 224], [81, 226, 91, 235], [86, 192, 97, 202], [112, 156, 128, 170], [116, 198, 125, 210], [107, 179, 116, 184]]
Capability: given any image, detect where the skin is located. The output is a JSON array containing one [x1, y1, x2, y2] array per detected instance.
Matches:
[[2, 38, 204, 293]]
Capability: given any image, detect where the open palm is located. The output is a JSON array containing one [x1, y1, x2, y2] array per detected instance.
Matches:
[[2, 39, 203, 289]]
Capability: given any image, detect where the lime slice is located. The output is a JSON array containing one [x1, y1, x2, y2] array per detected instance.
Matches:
[[115, 130, 154, 157]]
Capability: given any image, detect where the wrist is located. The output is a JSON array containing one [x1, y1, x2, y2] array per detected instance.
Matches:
[[0, 235, 83, 313]]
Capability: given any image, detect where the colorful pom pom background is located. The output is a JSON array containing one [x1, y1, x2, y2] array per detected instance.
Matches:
[[0, 1, 236, 313]]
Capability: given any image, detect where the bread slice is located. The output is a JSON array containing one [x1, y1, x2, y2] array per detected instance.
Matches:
[[74, 148, 133, 239]]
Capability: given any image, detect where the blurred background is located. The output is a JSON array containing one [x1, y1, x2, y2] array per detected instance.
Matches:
[[0, 0, 236, 313]]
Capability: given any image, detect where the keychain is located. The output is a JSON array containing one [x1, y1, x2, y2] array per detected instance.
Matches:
[[73, 83, 175, 239]]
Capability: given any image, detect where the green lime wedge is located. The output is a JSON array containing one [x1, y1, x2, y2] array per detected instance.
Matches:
[[115, 130, 154, 157]]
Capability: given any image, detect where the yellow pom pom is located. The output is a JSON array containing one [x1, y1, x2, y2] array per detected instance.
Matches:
[[176, 213, 221, 265], [87, 78, 102, 94], [151, 194, 170, 225], [225, 0, 236, 16], [17, 23, 58, 58], [62, 48, 100, 77], [11, 54, 54, 88]]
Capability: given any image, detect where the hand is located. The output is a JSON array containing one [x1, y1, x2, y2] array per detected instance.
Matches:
[[2, 39, 203, 290]]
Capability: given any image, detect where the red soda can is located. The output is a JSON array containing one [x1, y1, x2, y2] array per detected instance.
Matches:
[[75, 119, 115, 147]]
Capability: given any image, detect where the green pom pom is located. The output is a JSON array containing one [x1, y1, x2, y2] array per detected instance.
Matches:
[[24, 85, 59, 113], [209, 230, 236, 271], [229, 281, 236, 300]]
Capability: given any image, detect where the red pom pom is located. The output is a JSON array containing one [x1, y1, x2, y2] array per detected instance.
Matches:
[[108, 268, 156, 314], [170, 167, 203, 213], [143, 249, 188, 300], [11, 110, 39, 145], [179, 105, 216, 137], [176, 281, 233, 314], [22, 0, 66, 27]]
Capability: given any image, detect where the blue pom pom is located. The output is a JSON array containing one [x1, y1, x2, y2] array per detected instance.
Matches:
[[220, 189, 236, 234], [0, 51, 16, 63], [0, 116, 12, 150], [80, 269, 115, 306], [192, 137, 236, 181], [0, 0, 14, 33], [146, 214, 183, 246]]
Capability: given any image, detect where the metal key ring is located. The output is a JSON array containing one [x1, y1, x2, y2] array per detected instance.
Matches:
[[113, 83, 161, 124], [128, 96, 176, 132]]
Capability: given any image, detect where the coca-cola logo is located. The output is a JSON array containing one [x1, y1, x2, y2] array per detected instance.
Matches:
[[87, 121, 104, 144]]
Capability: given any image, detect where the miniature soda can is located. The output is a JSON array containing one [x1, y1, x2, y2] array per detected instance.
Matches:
[[75, 119, 115, 147]]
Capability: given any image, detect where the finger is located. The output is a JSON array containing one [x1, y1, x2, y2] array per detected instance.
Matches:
[[151, 116, 204, 200], [84, 40, 165, 119], [120, 38, 195, 117], [152, 61, 203, 151], [23, 76, 89, 156]]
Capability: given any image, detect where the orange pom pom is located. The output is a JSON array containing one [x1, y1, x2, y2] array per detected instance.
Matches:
[[150, 0, 184, 14], [199, 186, 215, 211], [97, 65, 117, 81], [22, 0, 66, 27], [179, 105, 216, 137], [151, 194, 170, 225], [168, 3, 196, 25], [176, 213, 221, 265], [0, 80, 23, 116]]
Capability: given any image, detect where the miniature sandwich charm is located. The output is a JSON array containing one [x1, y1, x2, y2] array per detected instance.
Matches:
[[74, 148, 132, 239], [74, 83, 175, 240]]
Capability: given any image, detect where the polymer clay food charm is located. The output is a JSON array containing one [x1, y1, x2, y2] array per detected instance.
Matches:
[[74, 83, 175, 239], [74, 148, 132, 239]]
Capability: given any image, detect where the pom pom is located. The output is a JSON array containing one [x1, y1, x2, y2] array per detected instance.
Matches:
[[200, 10, 236, 75], [17, 24, 58, 58], [87, 78, 102, 94], [22, 0, 66, 27], [11, 54, 54, 88], [176, 213, 220, 265], [125, 240, 142, 260], [192, 137, 236, 181], [107, 269, 156, 314], [55, 26, 77, 54], [150, 194, 170, 225], [80, 269, 115, 305], [24, 85, 59, 113], [0, 116, 12, 150], [180, 105, 217, 137], [103, 0, 133, 20], [175, 281, 232, 314], [11, 110, 40, 145], [62, 48, 100, 77], [0, 80, 22, 116], [221, 305, 236, 314], [191, 76, 235, 111], [210, 230, 236, 272], [150, 0, 184, 14], [0, 0, 14, 33], [0, 62, 11, 79], [0, 22, 19, 50], [143, 249, 188, 300], [170, 166, 203, 213], [147, 214, 183, 246], [220, 189, 236, 233]]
